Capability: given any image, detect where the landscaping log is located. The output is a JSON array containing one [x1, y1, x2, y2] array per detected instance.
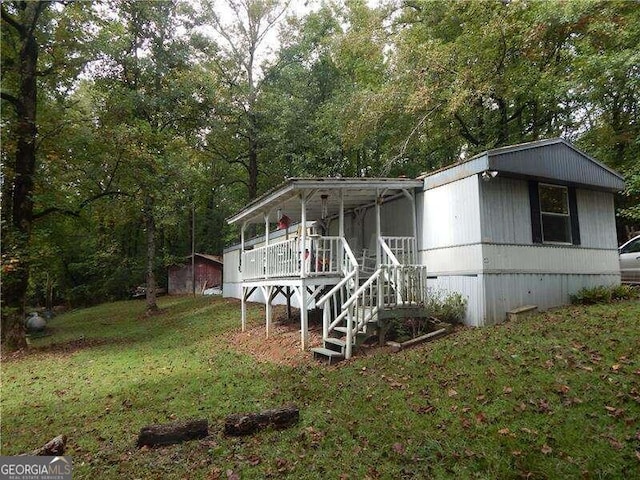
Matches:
[[137, 419, 208, 448], [21, 434, 67, 456], [224, 405, 299, 436]]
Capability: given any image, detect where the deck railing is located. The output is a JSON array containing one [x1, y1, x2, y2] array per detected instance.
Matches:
[[242, 236, 348, 280], [381, 236, 416, 265]]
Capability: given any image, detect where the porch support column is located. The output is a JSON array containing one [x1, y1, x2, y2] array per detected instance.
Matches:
[[339, 189, 345, 271], [376, 189, 382, 309], [241, 287, 247, 331], [402, 189, 418, 262], [339, 189, 345, 237], [375, 189, 382, 267], [300, 194, 307, 278], [261, 285, 274, 338], [240, 222, 247, 273], [264, 213, 270, 278], [299, 285, 308, 350]]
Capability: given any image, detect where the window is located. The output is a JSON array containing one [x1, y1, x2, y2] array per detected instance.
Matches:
[[529, 181, 580, 245], [539, 184, 571, 243], [620, 237, 640, 254]]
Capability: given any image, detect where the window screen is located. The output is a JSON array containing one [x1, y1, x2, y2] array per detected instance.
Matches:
[[539, 184, 572, 243]]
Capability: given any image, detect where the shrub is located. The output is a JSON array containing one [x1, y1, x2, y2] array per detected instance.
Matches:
[[386, 291, 467, 343], [427, 291, 467, 324], [570, 284, 638, 305]]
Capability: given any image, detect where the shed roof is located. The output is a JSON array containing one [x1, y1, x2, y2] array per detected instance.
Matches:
[[421, 138, 625, 192], [227, 177, 422, 225], [168, 253, 223, 268]]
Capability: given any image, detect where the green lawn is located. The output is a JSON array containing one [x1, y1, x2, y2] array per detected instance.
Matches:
[[2, 296, 639, 479]]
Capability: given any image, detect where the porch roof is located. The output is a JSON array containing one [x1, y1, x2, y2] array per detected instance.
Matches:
[[227, 177, 423, 225]]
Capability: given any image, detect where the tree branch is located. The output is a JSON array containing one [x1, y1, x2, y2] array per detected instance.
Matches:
[[1, 4, 25, 36], [1, 91, 21, 111], [33, 191, 134, 221], [454, 112, 480, 146]]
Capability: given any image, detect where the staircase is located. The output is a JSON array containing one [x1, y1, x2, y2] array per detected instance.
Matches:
[[311, 237, 429, 364]]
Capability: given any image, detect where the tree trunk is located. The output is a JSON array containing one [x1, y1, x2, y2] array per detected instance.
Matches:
[[1, 2, 49, 350], [224, 405, 299, 436], [137, 419, 208, 447], [144, 196, 158, 314]]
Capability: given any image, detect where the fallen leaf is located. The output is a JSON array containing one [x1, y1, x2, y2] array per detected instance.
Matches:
[[611, 364, 621, 372], [498, 428, 510, 436], [392, 443, 405, 454], [541, 444, 553, 455], [512, 450, 522, 456], [226, 470, 239, 480], [447, 388, 458, 397], [503, 386, 513, 394], [476, 394, 486, 402], [475, 412, 487, 424]]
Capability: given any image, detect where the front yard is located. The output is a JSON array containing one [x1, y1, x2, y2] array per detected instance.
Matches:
[[1, 296, 639, 479]]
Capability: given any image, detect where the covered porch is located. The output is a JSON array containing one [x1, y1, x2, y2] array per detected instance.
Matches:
[[226, 177, 424, 352]]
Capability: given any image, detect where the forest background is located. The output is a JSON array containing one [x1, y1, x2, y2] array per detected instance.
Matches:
[[2, 0, 639, 349]]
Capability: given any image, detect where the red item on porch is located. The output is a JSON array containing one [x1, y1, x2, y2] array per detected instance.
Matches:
[[277, 214, 290, 230]]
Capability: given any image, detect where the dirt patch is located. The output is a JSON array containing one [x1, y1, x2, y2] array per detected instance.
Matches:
[[222, 306, 324, 367]]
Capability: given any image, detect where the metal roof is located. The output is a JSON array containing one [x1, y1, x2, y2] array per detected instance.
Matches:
[[421, 138, 625, 192], [227, 177, 423, 225]]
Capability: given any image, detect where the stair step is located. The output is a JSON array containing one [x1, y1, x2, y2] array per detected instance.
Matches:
[[324, 337, 347, 352], [311, 347, 345, 365]]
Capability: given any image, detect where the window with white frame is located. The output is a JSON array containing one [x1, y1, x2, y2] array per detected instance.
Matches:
[[539, 184, 572, 243]]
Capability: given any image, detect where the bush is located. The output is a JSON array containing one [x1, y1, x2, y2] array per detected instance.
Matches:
[[570, 284, 638, 305], [427, 291, 467, 324], [386, 291, 467, 343]]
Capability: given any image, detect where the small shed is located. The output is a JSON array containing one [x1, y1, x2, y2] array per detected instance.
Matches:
[[168, 254, 223, 295]]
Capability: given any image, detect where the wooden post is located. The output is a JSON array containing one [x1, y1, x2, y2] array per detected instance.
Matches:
[[296, 286, 308, 350], [402, 189, 418, 263], [376, 189, 382, 309], [240, 222, 247, 274], [300, 194, 307, 278], [192, 204, 196, 296], [264, 286, 273, 338], [241, 287, 247, 332]]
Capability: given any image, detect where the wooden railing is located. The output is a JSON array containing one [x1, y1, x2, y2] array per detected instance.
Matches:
[[381, 236, 416, 265], [242, 236, 348, 280]]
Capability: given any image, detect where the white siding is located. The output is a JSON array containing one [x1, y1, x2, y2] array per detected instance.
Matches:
[[576, 189, 618, 249], [481, 244, 620, 274], [479, 177, 531, 244], [420, 245, 484, 275], [223, 249, 242, 284], [482, 273, 620, 326], [420, 175, 481, 249]]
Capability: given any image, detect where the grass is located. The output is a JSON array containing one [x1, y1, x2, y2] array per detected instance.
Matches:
[[2, 296, 639, 479]]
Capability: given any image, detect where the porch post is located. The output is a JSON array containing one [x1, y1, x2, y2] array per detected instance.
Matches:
[[300, 194, 307, 278], [240, 222, 247, 273], [339, 189, 345, 237], [339, 189, 345, 271], [376, 189, 382, 309], [375, 189, 382, 267], [264, 212, 270, 278], [241, 287, 247, 331], [263, 285, 273, 338], [402, 189, 418, 263], [300, 286, 308, 349]]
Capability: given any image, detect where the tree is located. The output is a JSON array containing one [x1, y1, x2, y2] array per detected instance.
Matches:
[[201, 0, 289, 201], [1, 1, 92, 348]]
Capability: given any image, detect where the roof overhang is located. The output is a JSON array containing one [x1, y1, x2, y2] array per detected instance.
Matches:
[[422, 138, 626, 192], [227, 177, 423, 226]]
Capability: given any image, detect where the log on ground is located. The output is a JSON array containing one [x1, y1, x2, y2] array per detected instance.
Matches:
[[137, 419, 208, 448], [224, 405, 299, 436], [24, 435, 67, 456]]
